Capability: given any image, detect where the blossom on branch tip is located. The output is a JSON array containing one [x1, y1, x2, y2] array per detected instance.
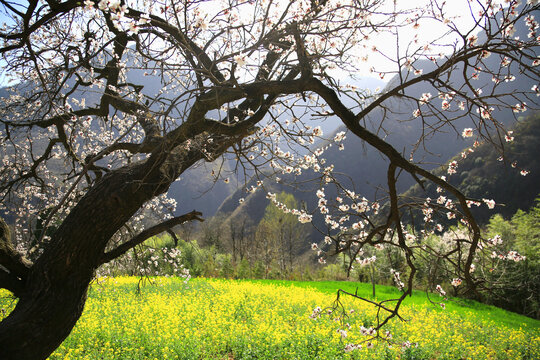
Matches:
[[447, 160, 458, 175], [462, 128, 474, 138], [334, 131, 346, 142], [505, 131, 515, 142], [507, 251, 526, 262], [309, 306, 321, 319], [234, 54, 247, 67], [298, 212, 312, 224], [436, 284, 446, 297], [344, 343, 361, 352], [419, 92, 432, 104], [482, 198, 496, 209]]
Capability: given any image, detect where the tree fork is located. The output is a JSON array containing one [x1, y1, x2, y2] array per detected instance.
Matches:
[[0, 149, 203, 359]]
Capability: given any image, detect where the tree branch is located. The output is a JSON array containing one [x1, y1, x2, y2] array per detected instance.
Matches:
[[0, 217, 31, 281], [0, 267, 24, 297], [99, 211, 204, 264], [292, 22, 312, 79]]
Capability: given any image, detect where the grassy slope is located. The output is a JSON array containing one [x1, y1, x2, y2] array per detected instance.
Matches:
[[234, 278, 540, 330], [3, 277, 539, 359], [1, 277, 538, 331]]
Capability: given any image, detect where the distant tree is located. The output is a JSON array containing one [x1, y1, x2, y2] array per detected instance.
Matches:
[[0, 0, 538, 357], [235, 257, 252, 279], [254, 218, 275, 277], [226, 214, 252, 263], [198, 214, 226, 249], [481, 199, 540, 318], [512, 202, 540, 264], [257, 191, 307, 273]]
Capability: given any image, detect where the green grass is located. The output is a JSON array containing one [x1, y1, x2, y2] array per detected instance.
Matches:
[[1, 277, 539, 359], [238, 278, 540, 330]]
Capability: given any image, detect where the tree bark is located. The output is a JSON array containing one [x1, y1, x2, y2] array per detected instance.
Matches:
[[0, 146, 201, 359]]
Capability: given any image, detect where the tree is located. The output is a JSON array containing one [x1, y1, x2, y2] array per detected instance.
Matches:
[[226, 214, 252, 263], [255, 191, 307, 273], [0, 0, 538, 358], [481, 199, 540, 318]]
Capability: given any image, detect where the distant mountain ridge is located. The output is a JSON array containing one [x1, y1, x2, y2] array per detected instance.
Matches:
[[403, 111, 540, 225], [1, 14, 537, 223], [210, 17, 539, 238]]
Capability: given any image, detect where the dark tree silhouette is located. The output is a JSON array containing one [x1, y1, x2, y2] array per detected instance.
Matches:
[[0, 0, 538, 358]]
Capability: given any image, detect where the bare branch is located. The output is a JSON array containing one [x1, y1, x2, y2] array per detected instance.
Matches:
[[100, 211, 204, 264], [0, 267, 24, 297], [0, 217, 31, 281]]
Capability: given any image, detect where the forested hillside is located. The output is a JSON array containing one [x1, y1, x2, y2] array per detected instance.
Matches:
[[210, 15, 539, 232], [403, 111, 540, 224]]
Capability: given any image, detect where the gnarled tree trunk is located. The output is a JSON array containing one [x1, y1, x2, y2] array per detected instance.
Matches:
[[0, 149, 199, 359]]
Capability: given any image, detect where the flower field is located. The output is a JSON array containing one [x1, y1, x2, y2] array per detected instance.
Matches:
[[1, 277, 539, 359]]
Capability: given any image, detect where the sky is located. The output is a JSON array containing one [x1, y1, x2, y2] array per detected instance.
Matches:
[[0, 0, 505, 87]]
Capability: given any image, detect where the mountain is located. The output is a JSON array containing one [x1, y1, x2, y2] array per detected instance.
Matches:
[[169, 160, 237, 217], [403, 111, 540, 224], [213, 106, 540, 250], [2, 11, 536, 222], [210, 18, 539, 236], [0, 61, 239, 219]]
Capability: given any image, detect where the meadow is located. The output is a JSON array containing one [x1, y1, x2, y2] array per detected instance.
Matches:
[[1, 277, 539, 359]]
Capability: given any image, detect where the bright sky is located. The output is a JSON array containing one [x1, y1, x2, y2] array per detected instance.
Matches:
[[337, 0, 495, 78], [0, 0, 505, 87]]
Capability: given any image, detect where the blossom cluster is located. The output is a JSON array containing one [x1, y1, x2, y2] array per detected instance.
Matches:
[[490, 250, 527, 262]]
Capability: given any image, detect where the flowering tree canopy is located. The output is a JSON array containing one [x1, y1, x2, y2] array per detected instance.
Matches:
[[0, 0, 538, 358]]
